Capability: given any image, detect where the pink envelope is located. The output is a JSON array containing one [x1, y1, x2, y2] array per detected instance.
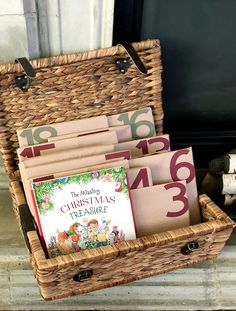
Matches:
[[48, 125, 133, 143], [22, 150, 131, 180], [17, 130, 118, 162], [31, 159, 130, 183], [21, 145, 115, 168], [108, 107, 156, 139], [129, 147, 200, 225], [114, 134, 170, 157], [17, 115, 108, 147], [48, 128, 110, 142], [131, 180, 190, 237], [127, 167, 153, 189]]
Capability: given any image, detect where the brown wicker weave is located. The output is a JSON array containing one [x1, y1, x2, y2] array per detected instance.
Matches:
[[0, 39, 163, 174], [0, 39, 235, 301]]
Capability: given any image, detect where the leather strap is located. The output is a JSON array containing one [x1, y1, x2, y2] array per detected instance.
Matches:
[[15, 58, 35, 91], [15, 57, 35, 79], [119, 42, 148, 74]]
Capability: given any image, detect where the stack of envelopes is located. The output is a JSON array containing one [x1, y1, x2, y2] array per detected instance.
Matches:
[[17, 107, 201, 258]]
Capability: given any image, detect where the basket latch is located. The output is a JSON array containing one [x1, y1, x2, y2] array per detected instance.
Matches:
[[181, 241, 200, 255], [115, 42, 148, 74], [73, 269, 93, 282], [115, 58, 132, 74], [15, 57, 36, 91]]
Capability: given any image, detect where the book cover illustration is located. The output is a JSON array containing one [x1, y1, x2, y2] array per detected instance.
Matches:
[[31, 166, 136, 258]]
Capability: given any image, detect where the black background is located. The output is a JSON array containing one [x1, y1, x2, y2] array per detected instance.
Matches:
[[113, 0, 236, 168]]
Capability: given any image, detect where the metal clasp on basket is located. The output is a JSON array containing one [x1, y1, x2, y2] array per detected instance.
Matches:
[[73, 269, 93, 282], [15, 57, 35, 91], [181, 241, 200, 255], [116, 42, 148, 74], [115, 58, 132, 74]]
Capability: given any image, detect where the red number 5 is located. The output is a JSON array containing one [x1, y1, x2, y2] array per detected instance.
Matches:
[[164, 182, 189, 217]]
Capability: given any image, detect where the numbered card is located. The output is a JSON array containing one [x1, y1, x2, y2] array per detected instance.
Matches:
[[131, 180, 190, 237], [129, 147, 200, 225], [21, 144, 115, 168], [17, 115, 108, 147], [17, 130, 118, 162], [114, 134, 170, 157], [127, 167, 153, 190], [108, 107, 156, 139]]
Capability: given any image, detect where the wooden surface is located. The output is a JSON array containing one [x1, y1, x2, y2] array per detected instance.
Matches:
[[0, 246, 236, 310], [0, 157, 9, 189], [0, 188, 236, 310]]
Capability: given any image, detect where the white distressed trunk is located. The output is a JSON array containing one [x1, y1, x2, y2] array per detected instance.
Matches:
[[0, 0, 29, 64], [47, 0, 114, 55], [0, 0, 115, 188]]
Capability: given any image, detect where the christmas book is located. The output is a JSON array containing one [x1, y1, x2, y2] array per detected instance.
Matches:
[[31, 166, 136, 258]]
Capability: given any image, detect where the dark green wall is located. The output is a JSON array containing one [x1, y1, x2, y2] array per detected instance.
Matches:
[[141, 0, 236, 132], [113, 0, 236, 166]]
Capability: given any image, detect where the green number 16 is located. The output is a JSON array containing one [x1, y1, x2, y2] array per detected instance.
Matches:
[[117, 108, 155, 139]]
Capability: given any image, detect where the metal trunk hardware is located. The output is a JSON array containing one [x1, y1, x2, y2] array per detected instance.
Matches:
[[181, 241, 200, 255], [74, 269, 93, 282], [15, 57, 35, 91]]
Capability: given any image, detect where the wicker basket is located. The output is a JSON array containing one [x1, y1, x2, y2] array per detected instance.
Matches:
[[0, 39, 234, 301]]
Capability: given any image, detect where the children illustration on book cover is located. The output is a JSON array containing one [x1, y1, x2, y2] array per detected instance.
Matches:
[[47, 218, 125, 258], [32, 166, 136, 258]]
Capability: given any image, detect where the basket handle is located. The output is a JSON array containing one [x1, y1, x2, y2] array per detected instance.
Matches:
[[19, 203, 37, 253], [116, 42, 148, 74]]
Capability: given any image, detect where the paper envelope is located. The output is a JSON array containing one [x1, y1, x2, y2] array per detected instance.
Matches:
[[110, 125, 132, 142], [48, 128, 109, 142], [127, 167, 153, 189], [31, 159, 130, 183], [48, 125, 133, 143], [131, 180, 190, 237], [17, 115, 108, 147], [114, 134, 170, 157], [108, 107, 156, 139], [129, 147, 200, 225], [17, 130, 118, 162], [22, 150, 131, 180], [21, 144, 115, 168]]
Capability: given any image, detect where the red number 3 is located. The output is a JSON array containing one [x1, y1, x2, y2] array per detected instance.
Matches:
[[164, 182, 189, 217]]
